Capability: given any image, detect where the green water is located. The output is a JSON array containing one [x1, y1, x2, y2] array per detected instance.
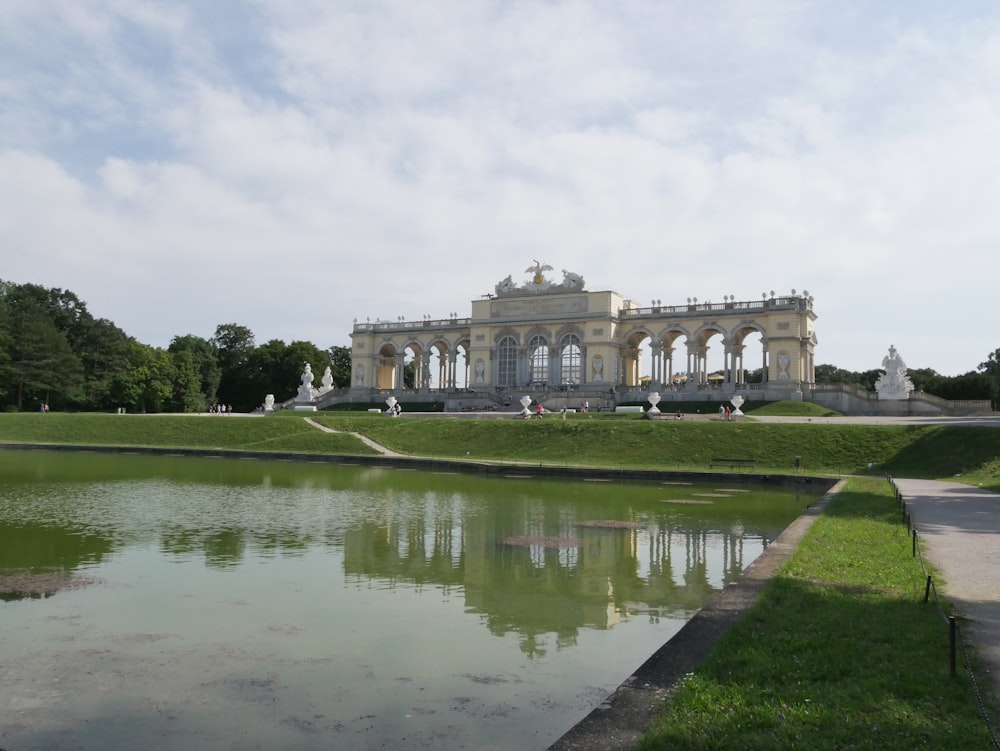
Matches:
[[0, 450, 823, 750]]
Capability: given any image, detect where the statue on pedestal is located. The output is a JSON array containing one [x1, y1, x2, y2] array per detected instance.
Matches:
[[647, 392, 661, 414], [876, 345, 914, 400], [296, 363, 317, 402], [519, 394, 533, 419], [730, 394, 745, 418]]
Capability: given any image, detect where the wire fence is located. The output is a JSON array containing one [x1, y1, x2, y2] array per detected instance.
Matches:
[[887, 475, 1000, 750]]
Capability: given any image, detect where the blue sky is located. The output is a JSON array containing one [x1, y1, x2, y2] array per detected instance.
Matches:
[[2, 1, 999, 375]]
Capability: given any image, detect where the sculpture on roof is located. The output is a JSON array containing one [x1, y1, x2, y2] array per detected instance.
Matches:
[[526, 259, 553, 285], [493, 262, 586, 297]]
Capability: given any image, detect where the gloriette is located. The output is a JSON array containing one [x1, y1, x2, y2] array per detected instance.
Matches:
[[343, 263, 817, 411]]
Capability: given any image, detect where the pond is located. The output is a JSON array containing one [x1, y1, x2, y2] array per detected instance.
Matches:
[[0, 450, 824, 750]]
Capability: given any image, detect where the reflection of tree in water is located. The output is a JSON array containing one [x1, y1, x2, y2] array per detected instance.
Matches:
[[0, 522, 113, 601], [160, 525, 314, 569], [203, 529, 246, 569], [162, 526, 248, 569]]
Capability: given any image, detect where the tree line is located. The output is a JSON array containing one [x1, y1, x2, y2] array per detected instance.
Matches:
[[0, 280, 350, 413], [1, 280, 997, 413]]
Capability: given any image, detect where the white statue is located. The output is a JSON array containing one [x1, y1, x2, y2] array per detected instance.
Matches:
[[592, 355, 603, 383], [320, 366, 333, 393], [519, 394, 533, 419], [296, 362, 317, 402], [525, 259, 553, 285], [264, 394, 275, 412], [647, 392, 661, 414], [730, 394, 745, 418], [560, 270, 585, 291], [777, 353, 790, 380], [876, 345, 914, 400], [474, 359, 486, 384], [495, 275, 517, 295]]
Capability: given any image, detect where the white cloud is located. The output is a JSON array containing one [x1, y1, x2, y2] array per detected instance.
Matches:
[[1, 0, 999, 375]]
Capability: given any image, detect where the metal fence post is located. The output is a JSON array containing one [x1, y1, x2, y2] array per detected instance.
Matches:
[[950, 616, 957, 676]]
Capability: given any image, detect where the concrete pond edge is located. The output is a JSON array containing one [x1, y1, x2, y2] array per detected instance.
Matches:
[[547, 480, 844, 751]]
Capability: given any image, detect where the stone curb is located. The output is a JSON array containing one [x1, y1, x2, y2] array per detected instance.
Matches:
[[547, 480, 844, 751]]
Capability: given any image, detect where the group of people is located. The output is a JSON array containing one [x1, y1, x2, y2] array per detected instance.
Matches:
[[210, 404, 234, 415], [718, 405, 734, 421]]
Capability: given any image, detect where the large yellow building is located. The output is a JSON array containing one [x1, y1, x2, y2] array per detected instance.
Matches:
[[347, 263, 817, 410]]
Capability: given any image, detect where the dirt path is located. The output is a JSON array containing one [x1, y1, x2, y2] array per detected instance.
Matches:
[[302, 417, 401, 456]]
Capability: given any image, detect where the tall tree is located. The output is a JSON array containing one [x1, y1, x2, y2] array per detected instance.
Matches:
[[211, 324, 255, 408], [4, 297, 83, 410], [76, 318, 133, 410], [168, 349, 206, 412], [108, 342, 174, 413], [328, 345, 352, 388], [169, 335, 221, 408]]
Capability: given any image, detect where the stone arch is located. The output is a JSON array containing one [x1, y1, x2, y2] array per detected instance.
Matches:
[[621, 326, 656, 388], [654, 326, 691, 387], [727, 322, 768, 385], [426, 337, 452, 390], [690, 323, 727, 387], [493, 327, 520, 346], [399, 338, 426, 391], [376, 341, 399, 390]]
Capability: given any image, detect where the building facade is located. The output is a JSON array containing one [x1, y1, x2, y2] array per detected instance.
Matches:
[[346, 264, 817, 408]]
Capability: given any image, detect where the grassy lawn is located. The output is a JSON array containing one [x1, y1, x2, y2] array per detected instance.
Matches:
[[2, 412, 999, 490], [635, 477, 996, 750], [309, 413, 1000, 489], [0, 412, 381, 456]]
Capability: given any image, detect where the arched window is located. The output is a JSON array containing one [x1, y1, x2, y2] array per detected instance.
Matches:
[[560, 333, 582, 385], [528, 335, 548, 385], [497, 336, 517, 387]]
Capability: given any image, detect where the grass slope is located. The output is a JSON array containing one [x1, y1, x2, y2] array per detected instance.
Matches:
[[635, 477, 994, 750], [0, 413, 380, 456], [2, 413, 999, 490]]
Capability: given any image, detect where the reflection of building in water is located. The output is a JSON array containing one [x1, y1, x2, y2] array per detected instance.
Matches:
[[341, 501, 771, 655]]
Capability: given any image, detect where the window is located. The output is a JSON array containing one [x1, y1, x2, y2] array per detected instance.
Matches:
[[560, 334, 582, 384], [497, 336, 517, 387], [528, 335, 548, 384]]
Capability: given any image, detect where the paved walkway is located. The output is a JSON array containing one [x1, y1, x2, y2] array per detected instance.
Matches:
[[302, 417, 401, 456], [892, 478, 1000, 702]]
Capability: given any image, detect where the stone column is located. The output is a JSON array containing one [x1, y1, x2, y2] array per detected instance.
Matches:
[[395, 353, 406, 392], [730, 343, 745, 384], [650, 343, 663, 386], [420, 352, 431, 391]]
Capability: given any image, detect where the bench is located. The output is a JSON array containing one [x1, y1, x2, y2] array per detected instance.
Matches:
[[614, 405, 644, 413], [710, 458, 756, 470]]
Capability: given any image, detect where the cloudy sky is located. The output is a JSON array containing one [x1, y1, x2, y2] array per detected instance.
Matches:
[[2, 0, 998, 375]]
